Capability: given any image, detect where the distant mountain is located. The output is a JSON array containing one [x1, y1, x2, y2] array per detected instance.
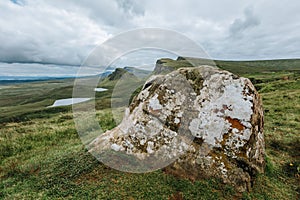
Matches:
[[106, 66, 152, 81], [123, 66, 152, 78], [107, 68, 136, 81], [153, 58, 193, 75]]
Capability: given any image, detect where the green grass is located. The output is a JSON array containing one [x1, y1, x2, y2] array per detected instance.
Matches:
[[215, 59, 300, 75], [0, 79, 75, 123], [0, 59, 299, 199], [0, 111, 233, 199]]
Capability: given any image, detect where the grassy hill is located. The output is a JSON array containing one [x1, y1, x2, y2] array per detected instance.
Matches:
[[155, 57, 300, 75], [0, 59, 299, 199]]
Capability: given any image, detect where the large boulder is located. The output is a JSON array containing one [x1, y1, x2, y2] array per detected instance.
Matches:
[[89, 66, 265, 192]]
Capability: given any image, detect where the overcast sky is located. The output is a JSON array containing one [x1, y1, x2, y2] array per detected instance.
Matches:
[[1, 0, 300, 70]]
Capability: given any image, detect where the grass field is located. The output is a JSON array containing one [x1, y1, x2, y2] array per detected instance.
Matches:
[[0, 59, 299, 199]]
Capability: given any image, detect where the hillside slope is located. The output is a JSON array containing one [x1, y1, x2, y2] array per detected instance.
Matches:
[[153, 57, 300, 75], [0, 59, 299, 199]]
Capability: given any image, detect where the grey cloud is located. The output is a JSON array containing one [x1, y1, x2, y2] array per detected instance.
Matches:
[[116, 0, 145, 16], [0, 0, 110, 65], [229, 7, 260, 38], [43, 0, 140, 28], [0, 0, 300, 69]]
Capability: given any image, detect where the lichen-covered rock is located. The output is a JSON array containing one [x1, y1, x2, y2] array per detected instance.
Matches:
[[89, 66, 265, 192]]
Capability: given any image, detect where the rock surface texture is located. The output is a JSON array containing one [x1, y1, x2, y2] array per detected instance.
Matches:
[[89, 66, 265, 192]]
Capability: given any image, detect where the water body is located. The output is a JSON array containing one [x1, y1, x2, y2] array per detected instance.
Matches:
[[48, 88, 107, 107], [94, 88, 108, 92], [48, 98, 92, 107]]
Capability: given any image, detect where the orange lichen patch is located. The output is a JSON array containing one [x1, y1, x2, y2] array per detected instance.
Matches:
[[226, 117, 245, 131]]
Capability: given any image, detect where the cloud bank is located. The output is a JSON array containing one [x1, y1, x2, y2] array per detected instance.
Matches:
[[0, 0, 300, 67]]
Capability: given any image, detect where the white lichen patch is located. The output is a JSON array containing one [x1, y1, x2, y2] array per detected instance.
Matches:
[[218, 162, 228, 177], [138, 89, 150, 101], [111, 143, 122, 151], [104, 81, 190, 161], [189, 71, 253, 149], [146, 141, 155, 154], [148, 94, 162, 110], [174, 117, 180, 124]]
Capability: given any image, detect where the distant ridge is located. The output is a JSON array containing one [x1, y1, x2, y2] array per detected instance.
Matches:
[[107, 68, 135, 81], [123, 66, 151, 78], [154, 57, 300, 75]]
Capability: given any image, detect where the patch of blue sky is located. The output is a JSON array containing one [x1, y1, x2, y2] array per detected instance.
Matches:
[[10, 0, 25, 6]]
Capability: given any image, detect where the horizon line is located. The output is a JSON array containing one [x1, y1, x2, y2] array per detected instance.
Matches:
[[0, 57, 300, 66]]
